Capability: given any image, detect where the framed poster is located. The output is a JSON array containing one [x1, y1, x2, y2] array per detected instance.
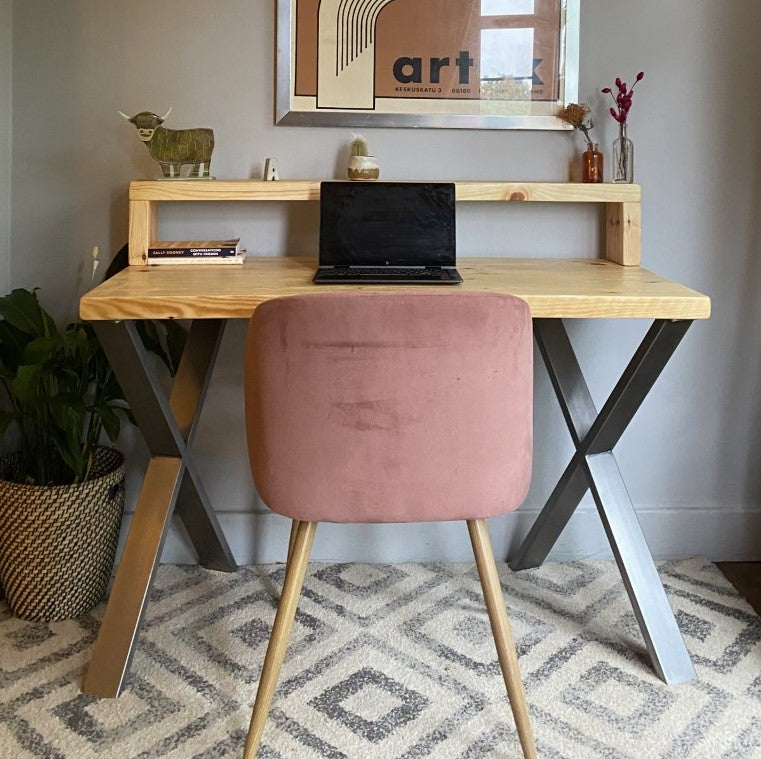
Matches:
[[276, 0, 579, 129]]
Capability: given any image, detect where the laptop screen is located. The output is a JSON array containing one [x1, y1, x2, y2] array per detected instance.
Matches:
[[319, 182, 456, 267]]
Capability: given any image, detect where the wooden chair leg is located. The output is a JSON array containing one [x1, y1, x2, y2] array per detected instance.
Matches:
[[243, 520, 317, 759], [286, 519, 300, 564], [467, 519, 537, 759]]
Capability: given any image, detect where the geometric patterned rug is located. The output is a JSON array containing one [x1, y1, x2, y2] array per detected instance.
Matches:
[[1, 558, 760, 758]]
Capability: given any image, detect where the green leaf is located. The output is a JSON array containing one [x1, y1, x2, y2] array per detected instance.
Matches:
[[51, 392, 85, 408], [21, 335, 58, 366], [50, 392, 86, 420], [50, 432, 85, 482], [0, 289, 54, 337], [0, 282, 139, 482], [61, 327, 88, 357], [10, 364, 42, 406], [95, 369, 125, 406], [95, 404, 120, 442], [0, 320, 33, 371], [41, 309, 57, 338]]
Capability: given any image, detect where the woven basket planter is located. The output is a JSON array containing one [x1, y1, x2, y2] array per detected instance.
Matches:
[[0, 447, 125, 621]]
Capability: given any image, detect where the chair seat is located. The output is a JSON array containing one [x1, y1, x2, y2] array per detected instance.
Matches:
[[245, 291, 533, 523]]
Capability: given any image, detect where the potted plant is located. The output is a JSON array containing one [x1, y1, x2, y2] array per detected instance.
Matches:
[[557, 102, 603, 183], [602, 71, 645, 183], [347, 135, 380, 181], [0, 288, 131, 621]]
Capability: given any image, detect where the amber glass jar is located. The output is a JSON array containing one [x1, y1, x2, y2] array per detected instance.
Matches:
[[582, 143, 604, 183]]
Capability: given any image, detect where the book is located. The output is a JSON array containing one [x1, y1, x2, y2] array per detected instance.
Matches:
[[147, 238, 242, 258], [147, 249, 247, 265]]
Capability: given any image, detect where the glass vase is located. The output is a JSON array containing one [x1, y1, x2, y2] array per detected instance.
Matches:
[[613, 124, 634, 183], [581, 143, 604, 183]]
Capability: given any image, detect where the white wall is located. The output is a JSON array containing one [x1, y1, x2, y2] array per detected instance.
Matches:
[[0, 0, 10, 292], [8, 1, 761, 563]]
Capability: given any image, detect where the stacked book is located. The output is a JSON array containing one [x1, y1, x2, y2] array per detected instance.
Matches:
[[147, 238, 246, 265]]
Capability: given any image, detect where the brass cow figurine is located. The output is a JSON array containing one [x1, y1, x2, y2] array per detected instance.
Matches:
[[119, 108, 214, 179]]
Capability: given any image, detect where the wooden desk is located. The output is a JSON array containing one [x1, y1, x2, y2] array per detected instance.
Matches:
[[80, 256, 709, 321], [79, 186, 710, 698]]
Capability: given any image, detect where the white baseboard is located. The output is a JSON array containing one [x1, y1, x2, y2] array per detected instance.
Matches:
[[116, 506, 761, 565]]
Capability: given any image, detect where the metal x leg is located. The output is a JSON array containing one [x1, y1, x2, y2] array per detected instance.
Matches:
[[511, 318, 696, 685], [83, 319, 238, 698]]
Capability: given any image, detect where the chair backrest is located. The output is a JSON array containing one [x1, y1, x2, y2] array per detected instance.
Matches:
[[245, 292, 532, 524]]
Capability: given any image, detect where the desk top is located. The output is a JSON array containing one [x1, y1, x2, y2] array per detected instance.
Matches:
[[79, 257, 711, 322]]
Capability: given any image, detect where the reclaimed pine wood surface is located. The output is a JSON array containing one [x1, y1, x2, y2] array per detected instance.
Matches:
[[80, 256, 710, 322], [606, 202, 642, 267], [126, 181, 643, 266], [129, 180, 641, 204]]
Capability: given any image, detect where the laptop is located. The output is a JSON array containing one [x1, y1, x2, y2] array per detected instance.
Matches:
[[314, 181, 463, 284]]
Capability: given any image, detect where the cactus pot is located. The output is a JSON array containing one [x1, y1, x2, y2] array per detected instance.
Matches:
[[348, 155, 380, 181], [0, 447, 126, 621]]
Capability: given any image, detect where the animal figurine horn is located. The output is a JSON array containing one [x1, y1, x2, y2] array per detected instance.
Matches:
[[119, 109, 214, 179]]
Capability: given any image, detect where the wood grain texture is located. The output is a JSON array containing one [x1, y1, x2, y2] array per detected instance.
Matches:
[[468, 518, 537, 759], [244, 520, 317, 759], [82, 455, 183, 697], [167, 319, 223, 440], [129, 180, 641, 203], [128, 200, 157, 265], [131, 180, 321, 202], [127, 182, 642, 271], [606, 202, 642, 266], [286, 520, 300, 565], [454, 182, 640, 203], [80, 256, 711, 322]]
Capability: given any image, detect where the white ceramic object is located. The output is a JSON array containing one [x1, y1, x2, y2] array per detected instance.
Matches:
[[347, 155, 380, 181]]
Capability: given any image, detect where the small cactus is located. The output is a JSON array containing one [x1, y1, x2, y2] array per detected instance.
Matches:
[[347, 133, 379, 180], [350, 135, 369, 157]]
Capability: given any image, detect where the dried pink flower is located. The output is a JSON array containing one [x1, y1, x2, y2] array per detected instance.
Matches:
[[602, 71, 645, 125]]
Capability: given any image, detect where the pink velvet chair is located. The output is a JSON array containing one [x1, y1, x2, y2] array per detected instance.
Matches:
[[242, 291, 536, 759]]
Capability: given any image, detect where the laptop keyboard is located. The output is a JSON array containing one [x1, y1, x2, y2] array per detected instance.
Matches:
[[325, 267, 460, 281]]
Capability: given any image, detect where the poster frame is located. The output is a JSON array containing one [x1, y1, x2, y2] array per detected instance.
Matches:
[[276, 0, 579, 130]]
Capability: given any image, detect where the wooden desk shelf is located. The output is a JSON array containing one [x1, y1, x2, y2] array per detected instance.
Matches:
[[127, 180, 642, 268]]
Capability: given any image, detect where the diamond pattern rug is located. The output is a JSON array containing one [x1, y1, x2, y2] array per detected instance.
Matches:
[[1, 558, 760, 758]]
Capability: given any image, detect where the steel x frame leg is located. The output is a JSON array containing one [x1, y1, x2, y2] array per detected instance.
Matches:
[[511, 318, 696, 685], [82, 319, 238, 697]]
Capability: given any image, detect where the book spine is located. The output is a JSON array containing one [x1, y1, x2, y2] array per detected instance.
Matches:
[[147, 247, 239, 258], [147, 255, 245, 265]]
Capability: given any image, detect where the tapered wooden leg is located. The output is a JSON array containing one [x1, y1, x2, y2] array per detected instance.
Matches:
[[243, 520, 317, 759], [286, 520, 300, 564], [467, 519, 537, 759]]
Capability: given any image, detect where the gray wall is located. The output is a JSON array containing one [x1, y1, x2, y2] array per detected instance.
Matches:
[[0, 0, 10, 292], [7, 1, 761, 563]]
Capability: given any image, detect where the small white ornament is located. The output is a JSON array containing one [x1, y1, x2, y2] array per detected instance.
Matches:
[[264, 158, 279, 181]]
